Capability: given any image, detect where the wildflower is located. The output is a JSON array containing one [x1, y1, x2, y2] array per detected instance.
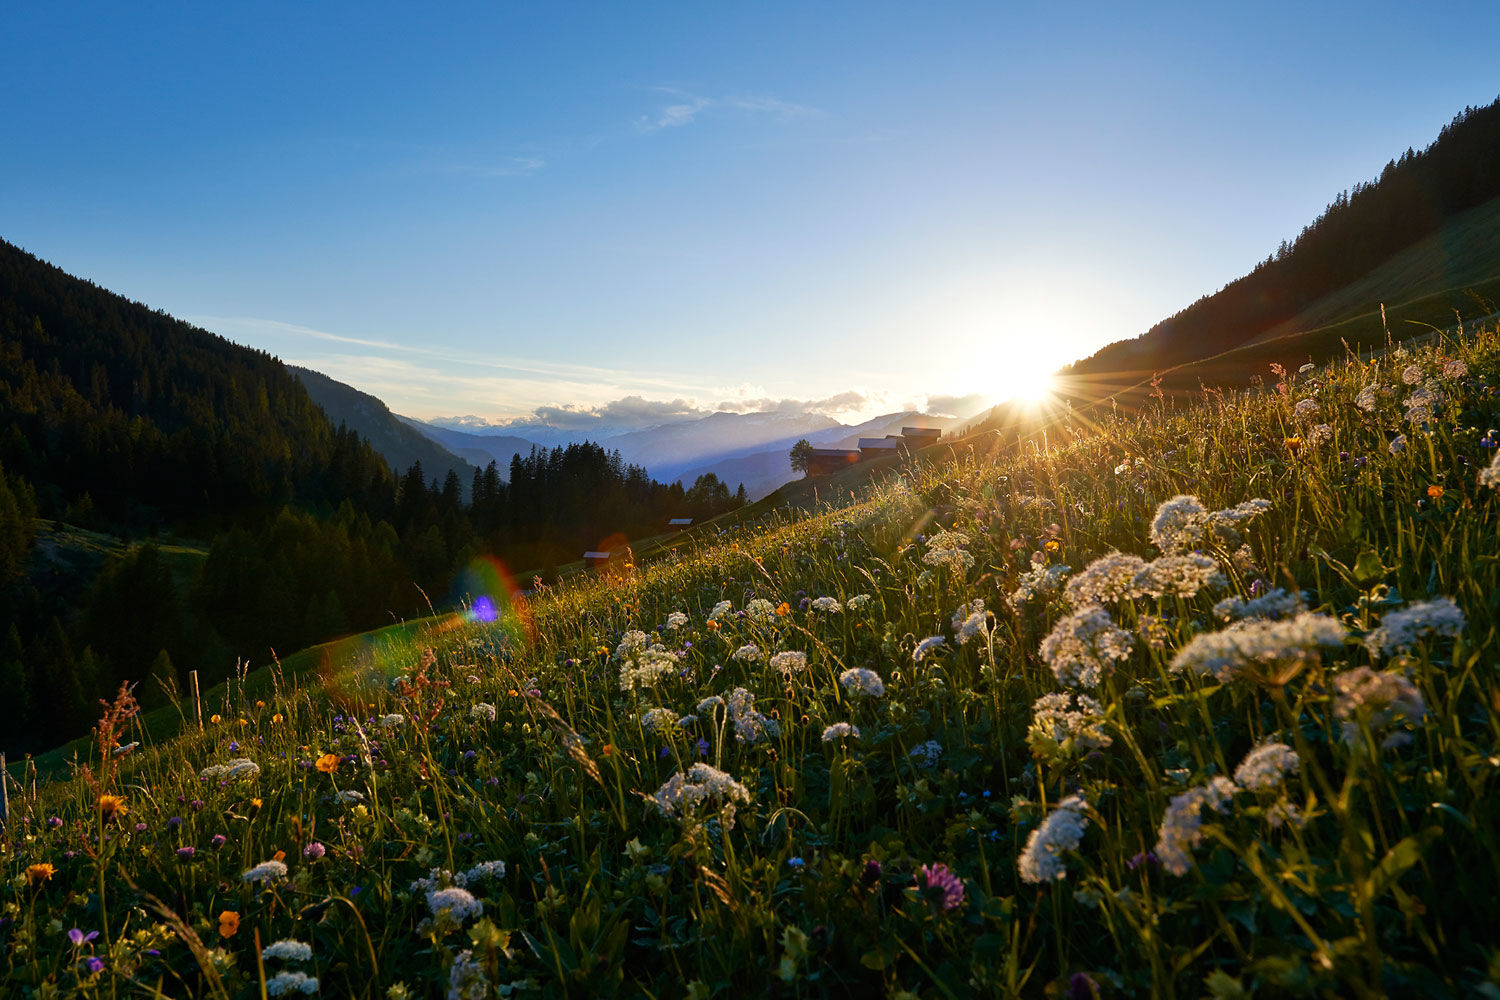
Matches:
[[838, 667, 886, 698], [218, 910, 240, 938], [665, 611, 689, 630], [727, 687, 779, 743], [26, 862, 55, 889], [448, 950, 491, 1000], [770, 650, 807, 676], [1169, 613, 1345, 684], [1355, 383, 1381, 411], [913, 635, 947, 662], [68, 928, 99, 947], [810, 596, 842, 613], [1427, 484, 1444, 499], [1293, 398, 1319, 421], [1297, 362, 1316, 374], [380, 714, 405, 728], [314, 754, 339, 775], [1401, 363, 1423, 385], [650, 762, 753, 828], [303, 842, 326, 859], [427, 887, 483, 922], [708, 600, 733, 620], [243, 859, 289, 884], [731, 643, 764, 663], [1232, 741, 1300, 792], [821, 722, 860, 743], [266, 971, 320, 996], [1333, 666, 1426, 746], [460, 860, 507, 884], [336, 790, 365, 805], [619, 648, 681, 690], [176, 846, 196, 861], [85, 956, 105, 975], [640, 707, 680, 732], [745, 598, 777, 622], [950, 599, 990, 644], [272, 713, 283, 724], [1389, 434, 1407, 455], [97, 794, 128, 822], [200, 758, 261, 782], [210, 834, 227, 849], [908, 740, 943, 768], [1283, 436, 1302, 453], [1365, 597, 1465, 655], [469, 703, 497, 722], [112, 741, 139, 757], [1213, 588, 1306, 622], [1028, 692, 1112, 762], [775, 602, 791, 616], [1481, 450, 1500, 489], [1149, 495, 1208, 555], [861, 859, 883, 887], [1039, 605, 1134, 689], [1018, 793, 1089, 883], [845, 594, 872, 610], [210, 714, 222, 724], [262, 939, 314, 964], [1306, 423, 1333, 448], [915, 862, 965, 911], [922, 546, 975, 573], [1154, 777, 1236, 876], [1009, 562, 1070, 608], [1443, 358, 1468, 379], [1132, 553, 1225, 599]]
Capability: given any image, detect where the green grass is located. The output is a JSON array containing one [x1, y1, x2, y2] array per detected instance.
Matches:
[[4, 328, 1500, 998]]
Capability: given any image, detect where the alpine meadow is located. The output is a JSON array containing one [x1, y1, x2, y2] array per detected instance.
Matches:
[[5, 5, 1500, 999]]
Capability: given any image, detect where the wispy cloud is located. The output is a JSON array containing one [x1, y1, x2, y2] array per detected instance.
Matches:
[[634, 88, 818, 133]]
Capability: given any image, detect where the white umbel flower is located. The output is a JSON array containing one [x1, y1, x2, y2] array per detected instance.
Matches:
[[1018, 793, 1089, 883], [1039, 605, 1134, 688], [1365, 597, 1465, 655]]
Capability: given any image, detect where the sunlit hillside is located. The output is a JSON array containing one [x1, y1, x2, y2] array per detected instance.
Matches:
[[4, 328, 1499, 997]]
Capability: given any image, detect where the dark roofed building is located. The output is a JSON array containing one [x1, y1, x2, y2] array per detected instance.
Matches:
[[858, 437, 903, 460], [806, 448, 861, 476]]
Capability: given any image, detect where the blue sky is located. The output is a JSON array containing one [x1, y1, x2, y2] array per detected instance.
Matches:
[[4, 2, 1498, 427]]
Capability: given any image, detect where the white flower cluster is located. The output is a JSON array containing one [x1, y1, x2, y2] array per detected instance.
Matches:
[[1365, 597, 1465, 655], [460, 860, 507, 885], [1481, 449, 1500, 489], [1389, 434, 1407, 455], [1232, 741, 1300, 792], [650, 763, 753, 828], [745, 598, 777, 622], [1065, 552, 1147, 605], [448, 950, 491, 1000], [1169, 613, 1345, 682], [1039, 605, 1134, 688], [708, 600, 734, 621], [613, 630, 650, 660], [469, 702, 497, 722], [1333, 667, 1426, 746], [336, 790, 365, 805], [380, 714, 405, 729], [821, 722, 859, 743], [838, 667, 886, 698], [619, 648, 681, 690], [199, 758, 260, 782], [845, 593, 873, 610], [727, 687, 780, 743], [1154, 776, 1236, 876], [770, 650, 807, 676], [1355, 383, 1391, 412], [913, 635, 947, 662], [922, 546, 975, 573], [1212, 587, 1306, 622], [243, 859, 289, 884], [951, 599, 990, 644], [665, 611, 689, 630], [1149, 495, 1270, 555], [427, 886, 484, 922], [261, 939, 314, 964], [732, 643, 764, 663], [640, 707, 680, 732], [1306, 423, 1333, 448], [908, 740, 943, 768], [1292, 398, 1319, 422], [1009, 562, 1070, 608], [1133, 553, 1225, 599], [266, 971, 320, 996], [810, 596, 842, 613], [1028, 692, 1112, 759], [1401, 363, 1424, 385], [1443, 358, 1468, 379], [1018, 793, 1089, 883]]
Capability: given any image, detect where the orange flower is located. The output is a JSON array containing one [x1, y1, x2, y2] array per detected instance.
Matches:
[[210, 714, 222, 724], [1427, 484, 1445, 499], [238, 718, 248, 727], [706, 620, 720, 632], [250, 798, 263, 812], [98, 794, 128, 822], [775, 602, 791, 616], [271, 713, 283, 724], [602, 744, 615, 757], [1045, 539, 1060, 552], [1284, 437, 1302, 453], [26, 863, 55, 889], [255, 700, 266, 709], [218, 910, 239, 938], [314, 753, 339, 774], [272, 850, 286, 863]]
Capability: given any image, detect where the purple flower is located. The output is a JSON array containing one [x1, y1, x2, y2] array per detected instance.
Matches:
[[695, 738, 710, 758], [463, 750, 478, 761], [134, 822, 148, 833], [916, 863, 964, 912], [189, 800, 204, 812], [47, 816, 62, 829], [303, 841, 326, 859], [228, 741, 239, 752], [1127, 850, 1159, 871], [210, 834, 227, 849], [860, 859, 883, 888], [176, 847, 195, 861], [1068, 972, 1099, 1000], [167, 816, 182, 829], [68, 928, 98, 946], [85, 956, 105, 974]]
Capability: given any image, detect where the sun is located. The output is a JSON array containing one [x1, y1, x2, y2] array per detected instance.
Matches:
[[974, 337, 1061, 408]]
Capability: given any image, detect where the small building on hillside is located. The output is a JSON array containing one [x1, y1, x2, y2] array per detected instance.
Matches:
[[583, 550, 620, 569], [667, 517, 693, 529], [858, 437, 903, 460], [902, 426, 941, 447], [806, 448, 861, 476]]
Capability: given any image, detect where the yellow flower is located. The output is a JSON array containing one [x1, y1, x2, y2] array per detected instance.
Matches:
[[26, 863, 55, 889], [1045, 539, 1060, 552], [775, 602, 791, 616], [210, 714, 222, 725], [256, 700, 266, 709], [272, 713, 283, 724], [250, 798, 263, 812], [315, 753, 340, 774], [218, 910, 239, 938], [98, 794, 128, 822], [238, 718, 248, 727], [1284, 437, 1302, 453]]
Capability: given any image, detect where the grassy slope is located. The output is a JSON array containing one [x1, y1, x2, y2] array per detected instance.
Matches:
[[5, 329, 1500, 997]]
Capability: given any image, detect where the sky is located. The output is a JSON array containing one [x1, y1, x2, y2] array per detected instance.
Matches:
[[3, 1, 1499, 430]]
